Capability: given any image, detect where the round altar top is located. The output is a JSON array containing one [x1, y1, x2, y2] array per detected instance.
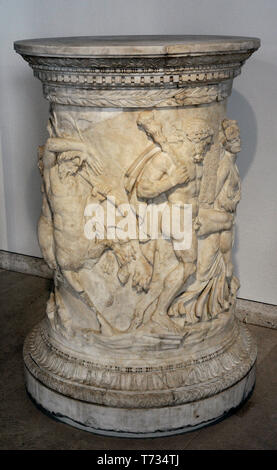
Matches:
[[14, 35, 260, 57]]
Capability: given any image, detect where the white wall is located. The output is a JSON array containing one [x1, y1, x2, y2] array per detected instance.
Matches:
[[0, 0, 276, 304]]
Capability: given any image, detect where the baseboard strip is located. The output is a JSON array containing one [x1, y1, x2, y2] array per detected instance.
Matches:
[[236, 298, 277, 330], [0, 250, 53, 279]]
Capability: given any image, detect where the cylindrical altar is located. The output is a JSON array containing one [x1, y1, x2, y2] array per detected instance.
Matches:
[[14, 36, 260, 437]]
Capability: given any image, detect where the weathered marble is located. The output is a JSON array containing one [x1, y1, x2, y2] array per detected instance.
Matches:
[[15, 35, 260, 436]]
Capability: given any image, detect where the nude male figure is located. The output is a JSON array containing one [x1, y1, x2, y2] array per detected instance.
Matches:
[[38, 135, 137, 332], [131, 113, 213, 331]]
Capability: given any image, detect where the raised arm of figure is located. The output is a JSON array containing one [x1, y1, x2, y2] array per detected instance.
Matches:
[[45, 137, 103, 176], [137, 152, 189, 199]]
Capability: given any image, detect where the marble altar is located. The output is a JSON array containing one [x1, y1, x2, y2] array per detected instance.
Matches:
[[14, 35, 260, 436]]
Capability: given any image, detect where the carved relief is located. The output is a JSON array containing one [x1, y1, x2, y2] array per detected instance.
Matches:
[[168, 119, 241, 321], [15, 36, 259, 433], [37, 104, 241, 351], [23, 318, 256, 408], [128, 113, 214, 332], [21, 48, 253, 103], [43, 81, 232, 108], [22, 51, 251, 70]]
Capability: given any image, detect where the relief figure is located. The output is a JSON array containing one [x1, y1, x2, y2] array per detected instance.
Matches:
[[169, 118, 241, 323], [125, 112, 214, 331]]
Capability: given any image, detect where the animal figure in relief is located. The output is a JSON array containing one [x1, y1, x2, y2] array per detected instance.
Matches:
[[37, 107, 242, 342], [38, 109, 155, 334]]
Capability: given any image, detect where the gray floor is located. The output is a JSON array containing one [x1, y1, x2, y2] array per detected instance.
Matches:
[[0, 269, 276, 450]]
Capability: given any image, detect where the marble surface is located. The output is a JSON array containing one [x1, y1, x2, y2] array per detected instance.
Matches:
[[14, 35, 260, 56], [25, 364, 255, 437], [14, 35, 260, 436]]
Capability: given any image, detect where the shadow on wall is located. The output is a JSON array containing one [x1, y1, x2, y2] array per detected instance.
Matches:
[[12, 67, 48, 255], [20, 74, 48, 221], [227, 89, 258, 282]]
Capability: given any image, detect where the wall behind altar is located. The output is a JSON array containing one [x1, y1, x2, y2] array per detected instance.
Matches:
[[0, 0, 276, 304]]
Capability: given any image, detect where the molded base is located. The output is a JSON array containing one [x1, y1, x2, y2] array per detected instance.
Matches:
[[25, 365, 255, 438]]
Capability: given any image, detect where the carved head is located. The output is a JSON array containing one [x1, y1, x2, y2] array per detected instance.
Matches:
[[137, 111, 167, 145], [185, 119, 214, 162], [221, 119, 241, 154]]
